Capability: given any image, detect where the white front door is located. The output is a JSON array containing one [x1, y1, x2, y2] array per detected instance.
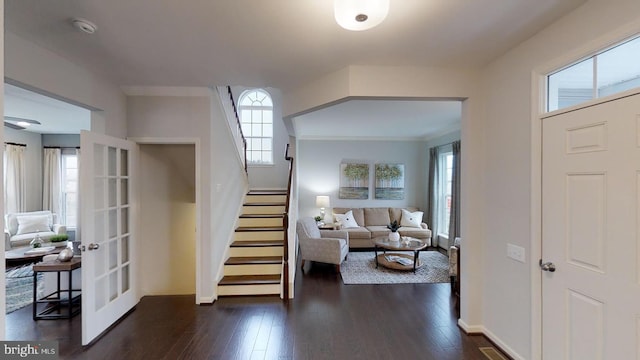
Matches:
[[80, 130, 138, 345], [542, 93, 640, 359]]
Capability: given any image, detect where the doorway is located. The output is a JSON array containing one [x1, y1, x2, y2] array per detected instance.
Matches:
[[138, 144, 197, 297]]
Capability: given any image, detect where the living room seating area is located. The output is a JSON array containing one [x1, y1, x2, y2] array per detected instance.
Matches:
[[4, 211, 67, 249], [332, 207, 432, 248]]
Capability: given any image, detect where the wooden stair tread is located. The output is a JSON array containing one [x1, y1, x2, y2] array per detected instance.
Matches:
[[247, 190, 287, 195], [231, 240, 283, 247], [235, 226, 284, 232], [219, 275, 281, 286], [225, 256, 282, 265], [239, 214, 284, 219], [243, 202, 286, 206]]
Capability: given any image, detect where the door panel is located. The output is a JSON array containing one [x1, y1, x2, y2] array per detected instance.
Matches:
[[81, 130, 137, 345], [542, 94, 640, 359]]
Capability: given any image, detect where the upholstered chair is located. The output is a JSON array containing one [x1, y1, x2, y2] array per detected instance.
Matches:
[[449, 237, 461, 290], [296, 217, 349, 272]]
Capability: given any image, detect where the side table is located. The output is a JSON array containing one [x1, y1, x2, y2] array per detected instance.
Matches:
[[33, 257, 82, 320]]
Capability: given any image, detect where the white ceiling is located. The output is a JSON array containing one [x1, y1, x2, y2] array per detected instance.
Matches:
[[4, 84, 91, 134], [4, 0, 587, 139]]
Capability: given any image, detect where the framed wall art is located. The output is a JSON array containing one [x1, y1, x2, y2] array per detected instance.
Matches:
[[375, 163, 404, 200], [339, 163, 369, 199]]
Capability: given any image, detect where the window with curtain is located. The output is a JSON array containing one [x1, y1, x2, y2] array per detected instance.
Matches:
[[4, 144, 26, 214], [238, 89, 274, 165], [437, 152, 453, 237], [61, 150, 79, 228]]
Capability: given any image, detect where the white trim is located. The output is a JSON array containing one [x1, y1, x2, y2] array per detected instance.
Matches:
[[127, 136, 202, 305], [531, 19, 640, 360], [457, 320, 526, 360], [198, 296, 215, 304], [121, 86, 211, 97]]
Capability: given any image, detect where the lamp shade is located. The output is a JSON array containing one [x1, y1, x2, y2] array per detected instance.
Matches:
[[315, 195, 330, 208], [334, 0, 389, 31]]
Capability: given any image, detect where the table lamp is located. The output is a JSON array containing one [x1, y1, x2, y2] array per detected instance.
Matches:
[[315, 195, 330, 221]]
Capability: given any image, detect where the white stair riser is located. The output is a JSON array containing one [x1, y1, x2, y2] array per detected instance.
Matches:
[[229, 247, 283, 257], [238, 217, 283, 227], [235, 231, 284, 241], [218, 284, 281, 296], [242, 205, 285, 215], [223, 263, 282, 276], [245, 195, 287, 203]]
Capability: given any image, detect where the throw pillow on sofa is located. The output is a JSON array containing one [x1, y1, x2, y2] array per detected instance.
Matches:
[[400, 209, 423, 228], [335, 210, 360, 228], [16, 214, 51, 235]]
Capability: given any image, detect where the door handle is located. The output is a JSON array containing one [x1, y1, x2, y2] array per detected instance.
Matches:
[[539, 259, 556, 272], [88, 243, 100, 251]]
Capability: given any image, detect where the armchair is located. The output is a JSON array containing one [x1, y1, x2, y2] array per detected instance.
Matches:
[[296, 217, 349, 272], [449, 237, 461, 290]]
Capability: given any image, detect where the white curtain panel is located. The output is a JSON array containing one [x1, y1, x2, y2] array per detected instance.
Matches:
[[43, 148, 62, 215], [4, 144, 27, 214]]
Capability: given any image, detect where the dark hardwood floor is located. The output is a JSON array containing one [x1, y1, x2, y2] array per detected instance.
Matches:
[[6, 261, 503, 360]]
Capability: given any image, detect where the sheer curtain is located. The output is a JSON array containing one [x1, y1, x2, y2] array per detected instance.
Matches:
[[43, 148, 62, 215], [4, 144, 26, 214], [426, 146, 440, 247], [447, 141, 461, 248]]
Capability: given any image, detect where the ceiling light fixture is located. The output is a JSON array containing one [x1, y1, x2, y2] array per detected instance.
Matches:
[[16, 121, 31, 128], [334, 0, 389, 31], [71, 18, 98, 34]]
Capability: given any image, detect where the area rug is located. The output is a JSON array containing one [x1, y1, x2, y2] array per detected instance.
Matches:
[[6, 265, 43, 314], [340, 251, 449, 285]]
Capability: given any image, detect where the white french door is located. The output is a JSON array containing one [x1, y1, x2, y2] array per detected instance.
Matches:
[[542, 93, 640, 359], [80, 130, 138, 345]]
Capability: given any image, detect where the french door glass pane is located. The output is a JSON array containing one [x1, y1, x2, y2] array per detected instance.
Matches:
[[108, 147, 117, 176], [120, 149, 128, 176]]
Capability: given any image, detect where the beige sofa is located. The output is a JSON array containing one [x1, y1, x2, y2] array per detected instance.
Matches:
[[332, 207, 432, 248]]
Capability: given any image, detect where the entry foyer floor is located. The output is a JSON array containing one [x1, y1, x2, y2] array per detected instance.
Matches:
[[6, 262, 504, 359]]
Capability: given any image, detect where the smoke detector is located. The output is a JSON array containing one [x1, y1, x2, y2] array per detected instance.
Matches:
[[71, 18, 98, 34]]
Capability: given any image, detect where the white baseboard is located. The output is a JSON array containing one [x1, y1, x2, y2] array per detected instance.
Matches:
[[457, 320, 525, 360], [198, 295, 215, 304]]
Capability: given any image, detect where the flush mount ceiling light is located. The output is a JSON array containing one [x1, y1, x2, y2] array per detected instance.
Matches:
[[71, 18, 98, 34], [334, 0, 389, 31]]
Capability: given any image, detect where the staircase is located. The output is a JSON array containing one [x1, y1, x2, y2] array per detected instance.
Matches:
[[217, 190, 287, 296]]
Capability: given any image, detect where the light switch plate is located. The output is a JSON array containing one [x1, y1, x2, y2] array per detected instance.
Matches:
[[507, 244, 526, 263]]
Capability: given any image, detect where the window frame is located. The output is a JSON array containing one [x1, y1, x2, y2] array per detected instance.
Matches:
[[238, 89, 274, 166], [546, 34, 640, 113], [437, 151, 453, 237], [61, 150, 78, 229]]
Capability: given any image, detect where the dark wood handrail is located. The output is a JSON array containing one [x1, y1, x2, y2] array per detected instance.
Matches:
[[282, 143, 294, 300], [227, 86, 248, 174]]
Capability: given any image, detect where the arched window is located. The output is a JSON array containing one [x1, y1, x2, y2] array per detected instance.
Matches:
[[238, 89, 273, 165]]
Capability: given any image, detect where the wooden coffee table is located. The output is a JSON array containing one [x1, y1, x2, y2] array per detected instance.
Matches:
[[5, 246, 60, 266], [372, 236, 428, 273]]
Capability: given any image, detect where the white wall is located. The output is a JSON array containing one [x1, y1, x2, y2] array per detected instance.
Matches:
[[479, 0, 640, 358], [138, 144, 196, 295], [5, 32, 127, 138], [231, 86, 289, 189], [41, 134, 80, 148], [4, 128, 42, 212], [127, 91, 248, 302], [297, 139, 426, 220]]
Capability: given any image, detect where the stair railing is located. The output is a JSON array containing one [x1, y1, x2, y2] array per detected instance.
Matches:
[[217, 86, 248, 174], [282, 143, 294, 300]]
